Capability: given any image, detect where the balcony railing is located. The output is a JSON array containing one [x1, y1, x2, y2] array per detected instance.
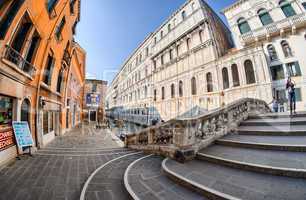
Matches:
[[3, 44, 36, 78], [240, 13, 306, 44]]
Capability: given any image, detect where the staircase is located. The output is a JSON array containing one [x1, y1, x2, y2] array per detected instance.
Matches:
[[81, 112, 306, 200]]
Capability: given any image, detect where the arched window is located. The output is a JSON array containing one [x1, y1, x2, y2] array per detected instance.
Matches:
[[21, 99, 30, 124], [222, 67, 230, 89], [144, 86, 148, 98], [161, 87, 165, 100], [206, 72, 213, 92], [244, 60, 256, 84], [279, 0, 296, 17], [237, 18, 251, 34], [179, 81, 183, 97], [168, 24, 171, 32], [267, 44, 278, 61], [199, 30, 203, 43], [153, 89, 157, 101], [303, 2, 306, 10], [281, 40, 293, 57], [171, 84, 175, 98], [186, 38, 191, 50], [191, 77, 197, 95], [182, 11, 186, 20], [231, 64, 240, 87], [258, 9, 273, 25]]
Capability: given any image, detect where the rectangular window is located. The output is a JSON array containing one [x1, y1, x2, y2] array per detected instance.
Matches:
[[286, 62, 301, 77], [0, 96, 13, 127], [0, 0, 25, 39], [295, 88, 302, 102], [169, 49, 173, 60], [55, 17, 66, 41], [47, 0, 58, 13], [49, 112, 54, 132], [92, 84, 97, 92], [270, 65, 285, 81], [43, 54, 55, 85]]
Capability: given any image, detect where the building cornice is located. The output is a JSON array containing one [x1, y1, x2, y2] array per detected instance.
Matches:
[[221, 0, 248, 14]]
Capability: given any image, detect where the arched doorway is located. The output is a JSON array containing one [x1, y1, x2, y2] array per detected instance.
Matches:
[[21, 99, 30, 125]]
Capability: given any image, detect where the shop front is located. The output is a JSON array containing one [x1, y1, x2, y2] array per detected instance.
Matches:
[[0, 95, 17, 166], [37, 100, 61, 147]]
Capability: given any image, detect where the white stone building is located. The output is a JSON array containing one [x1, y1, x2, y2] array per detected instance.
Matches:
[[223, 0, 306, 111], [106, 0, 306, 124]]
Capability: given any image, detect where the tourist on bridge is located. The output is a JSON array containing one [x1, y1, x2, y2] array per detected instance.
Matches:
[[286, 77, 296, 116]]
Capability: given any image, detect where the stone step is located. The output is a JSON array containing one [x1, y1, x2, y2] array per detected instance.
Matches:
[[197, 145, 306, 178], [241, 117, 306, 126], [216, 135, 306, 152], [80, 152, 144, 200], [124, 155, 206, 200], [248, 112, 306, 119], [163, 158, 306, 200], [238, 125, 306, 136]]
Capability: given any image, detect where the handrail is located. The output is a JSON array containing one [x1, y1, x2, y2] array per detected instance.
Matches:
[[125, 98, 271, 161]]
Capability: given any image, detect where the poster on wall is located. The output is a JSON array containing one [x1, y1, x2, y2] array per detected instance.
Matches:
[[12, 121, 34, 148]]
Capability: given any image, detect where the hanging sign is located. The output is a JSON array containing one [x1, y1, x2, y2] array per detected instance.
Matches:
[[12, 122, 34, 148]]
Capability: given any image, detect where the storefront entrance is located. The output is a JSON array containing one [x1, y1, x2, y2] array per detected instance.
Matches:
[[89, 111, 97, 122]]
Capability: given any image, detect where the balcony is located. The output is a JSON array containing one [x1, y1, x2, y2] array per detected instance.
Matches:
[[240, 13, 306, 45], [3, 44, 36, 78]]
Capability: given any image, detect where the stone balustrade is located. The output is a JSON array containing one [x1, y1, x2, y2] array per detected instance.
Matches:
[[125, 98, 271, 162]]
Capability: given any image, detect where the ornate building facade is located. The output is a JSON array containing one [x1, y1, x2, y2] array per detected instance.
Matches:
[[223, 0, 306, 111], [0, 0, 86, 166], [106, 0, 277, 125]]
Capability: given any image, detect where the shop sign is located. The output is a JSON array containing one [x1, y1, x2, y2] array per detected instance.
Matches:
[[12, 122, 34, 148], [86, 94, 100, 107], [0, 127, 15, 151]]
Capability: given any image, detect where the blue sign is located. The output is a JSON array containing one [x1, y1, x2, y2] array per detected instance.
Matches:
[[86, 94, 101, 106], [12, 121, 34, 148]]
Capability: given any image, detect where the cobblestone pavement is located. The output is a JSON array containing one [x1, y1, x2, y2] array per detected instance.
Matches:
[[0, 126, 132, 200]]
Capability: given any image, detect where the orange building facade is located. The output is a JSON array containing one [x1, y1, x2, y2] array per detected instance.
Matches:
[[0, 0, 86, 166]]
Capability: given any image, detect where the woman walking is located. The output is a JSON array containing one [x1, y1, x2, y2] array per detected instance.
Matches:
[[286, 78, 296, 116]]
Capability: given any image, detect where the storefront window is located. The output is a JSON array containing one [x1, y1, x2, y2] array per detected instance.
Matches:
[[43, 111, 48, 134], [0, 96, 13, 128]]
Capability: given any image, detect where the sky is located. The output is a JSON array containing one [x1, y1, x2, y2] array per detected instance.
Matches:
[[75, 0, 237, 84]]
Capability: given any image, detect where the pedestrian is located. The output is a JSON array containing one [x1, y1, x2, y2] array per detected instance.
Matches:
[[286, 77, 296, 115], [272, 97, 279, 113], [279, 98, 285, 112]]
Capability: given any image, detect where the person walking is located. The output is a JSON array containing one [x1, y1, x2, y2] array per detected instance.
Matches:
[[286, 78, 296, 116]]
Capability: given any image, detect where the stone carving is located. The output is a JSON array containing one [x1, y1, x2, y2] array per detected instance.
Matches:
[[125, 98, 270, 160]]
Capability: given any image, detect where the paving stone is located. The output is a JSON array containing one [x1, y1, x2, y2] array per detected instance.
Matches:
[[0, 126, 129, 200]]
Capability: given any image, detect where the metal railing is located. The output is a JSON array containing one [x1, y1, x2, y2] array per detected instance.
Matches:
[[3, 44, 36, 78]]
